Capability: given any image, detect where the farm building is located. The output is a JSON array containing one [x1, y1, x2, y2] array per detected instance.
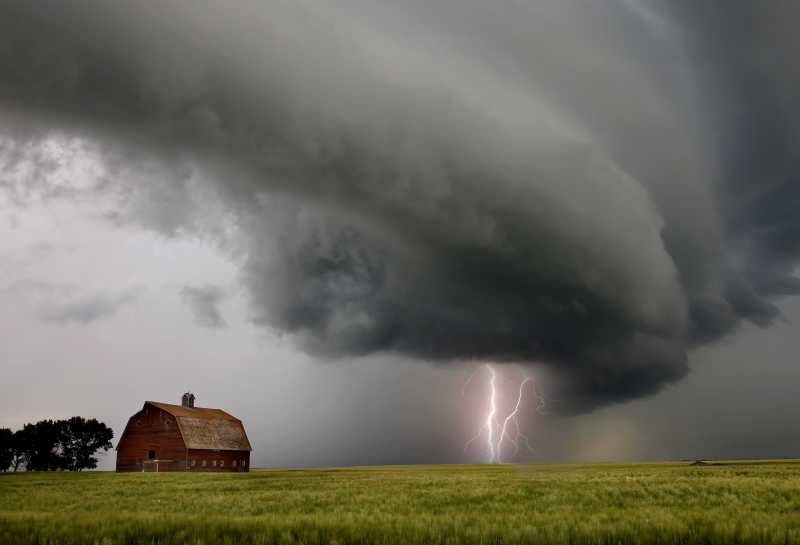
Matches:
[[116, 393, 252, 472]]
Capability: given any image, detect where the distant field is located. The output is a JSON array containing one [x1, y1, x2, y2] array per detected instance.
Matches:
[[2, 460, 800, 544]]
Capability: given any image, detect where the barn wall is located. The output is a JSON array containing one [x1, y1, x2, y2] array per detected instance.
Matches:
[[116, 405, 187, 472], [187, 448, 251, 472]]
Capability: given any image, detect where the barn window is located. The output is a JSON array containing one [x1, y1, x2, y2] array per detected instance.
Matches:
[[148, 450, 155, 459], [136, 420, 142, 427], [242, 460, 246, 467], [191, 459, 196, 467], [202, 460, 206, 467], [212, 460, 217, 467], [165, 419, 171, 426], [220, 460, 224, 467], [232, 460, 237, 468]]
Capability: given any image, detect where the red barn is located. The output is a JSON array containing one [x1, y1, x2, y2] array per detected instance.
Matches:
[[116, 393, 252, 472]]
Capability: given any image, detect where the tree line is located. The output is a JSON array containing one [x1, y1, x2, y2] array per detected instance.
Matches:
[[0, 417, 113, 471]]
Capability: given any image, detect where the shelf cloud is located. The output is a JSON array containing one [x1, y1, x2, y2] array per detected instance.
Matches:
[[1, 0, 798, 411]]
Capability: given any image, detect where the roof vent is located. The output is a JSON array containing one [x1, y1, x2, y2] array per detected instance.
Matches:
[[181, 392, 195, 408]]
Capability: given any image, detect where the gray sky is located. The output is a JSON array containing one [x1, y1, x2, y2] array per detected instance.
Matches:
[[1, 0, 800, 468]]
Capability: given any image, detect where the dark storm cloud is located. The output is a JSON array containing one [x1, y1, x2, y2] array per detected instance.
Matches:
[[180, 285, 227, 329], [665, 2, 800, 306], [1, 0, 798, 411]]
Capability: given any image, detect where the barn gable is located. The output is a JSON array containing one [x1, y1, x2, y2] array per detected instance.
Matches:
[[115, 404, 187, 472]]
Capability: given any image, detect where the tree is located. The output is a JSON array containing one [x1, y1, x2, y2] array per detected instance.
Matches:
[[58, 417, 113, 471], [0, 428, 13, 471], [18, 420, 64, 471], [10, 430, 25, 472], [1, 417, 114, 471]]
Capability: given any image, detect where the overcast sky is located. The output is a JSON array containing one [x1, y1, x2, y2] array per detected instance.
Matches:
[[2, 0, 800, 468]]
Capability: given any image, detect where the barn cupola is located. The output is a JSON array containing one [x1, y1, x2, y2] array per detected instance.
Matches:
[[181, 392, 195, 408]]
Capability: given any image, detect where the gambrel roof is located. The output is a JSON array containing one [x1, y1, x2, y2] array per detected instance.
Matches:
[[146, 401, 252, 451]]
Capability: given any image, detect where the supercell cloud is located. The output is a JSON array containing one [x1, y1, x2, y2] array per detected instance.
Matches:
[[1, 0, 798, 411]]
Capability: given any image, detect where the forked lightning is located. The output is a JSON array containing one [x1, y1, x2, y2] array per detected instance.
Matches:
[[464, 364, 544, 463]]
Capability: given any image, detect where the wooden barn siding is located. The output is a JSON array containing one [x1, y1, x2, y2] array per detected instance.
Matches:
[[187, 448, 251, 472], [116, 405, 187, 472]]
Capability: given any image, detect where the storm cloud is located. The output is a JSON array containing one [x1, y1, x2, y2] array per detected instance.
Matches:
[[181, 285, 227, 328], [0, 0, 798, 411]]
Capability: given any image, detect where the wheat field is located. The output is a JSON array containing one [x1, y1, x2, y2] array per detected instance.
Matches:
[[1, 460, 800, 544]]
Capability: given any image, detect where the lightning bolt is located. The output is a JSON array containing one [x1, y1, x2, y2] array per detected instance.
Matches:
[[463, 364, 544, 463], [486, 364, 498, 463], [497, 377, 535, 461]]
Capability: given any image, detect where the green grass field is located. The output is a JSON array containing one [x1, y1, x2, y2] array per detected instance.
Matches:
[[1, 460, 800, 544]]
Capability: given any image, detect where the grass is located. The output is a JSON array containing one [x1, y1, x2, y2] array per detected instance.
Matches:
[[1, 460, 800, 544]]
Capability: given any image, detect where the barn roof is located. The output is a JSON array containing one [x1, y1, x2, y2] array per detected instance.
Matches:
[[146, 401, 252, 452]]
